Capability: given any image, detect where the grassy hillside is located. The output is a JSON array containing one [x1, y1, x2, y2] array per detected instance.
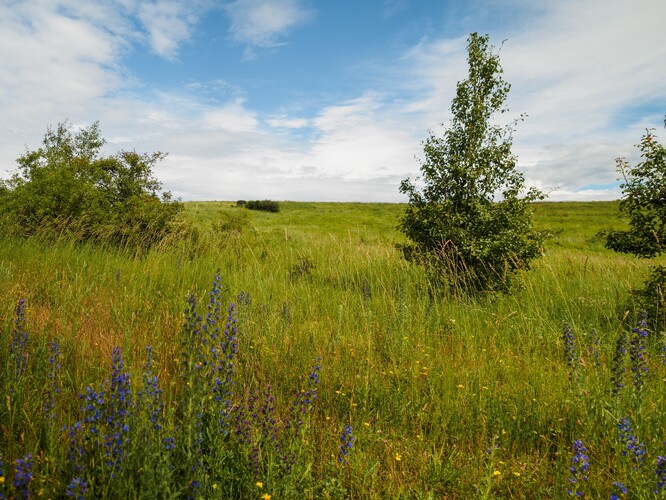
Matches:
[[1, 201, 664, 498]]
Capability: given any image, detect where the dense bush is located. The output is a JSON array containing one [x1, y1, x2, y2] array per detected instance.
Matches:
[[0, 121, 184, 249], [605, 117, 666, 258], [244, 200, 280, 213], [398, 33, 548, 294]]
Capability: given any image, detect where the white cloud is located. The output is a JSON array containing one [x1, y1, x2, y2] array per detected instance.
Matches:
[[203, 100, 259, 132], [266, 116, 310, 129], [224, 0, 312, 48], [0, 0, 664, 203], [136, 1, 208, 59]]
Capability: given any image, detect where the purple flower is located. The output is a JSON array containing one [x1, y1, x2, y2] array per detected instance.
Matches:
[[656, 455, 666, 493], [338, 425, 354, 464], [610, 481, 627, 499], [65, 477, 89, 499], [618, 417, 646, 470], [12, 453, 34, 499], [9, 299, 29, 378], [105, 347, 133, 472], [566, 440, 589, 497], [563, 323, 578, 375]]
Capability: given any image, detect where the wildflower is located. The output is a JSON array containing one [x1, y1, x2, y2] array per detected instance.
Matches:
[[105, 347, 133, 472], [395, 452, 402, 462], [563, 323, 578, 378], [655, 455, 666, 493], [587, 328, 601, 368], [13, 453, 34, 499], [513, 471, 521, 477], [256, 482, 263, 488], [261, 494, 271, 500], [237, 290, 252, 307], [610, 481, 627, 499], [137, 346, 165, 432], [492, 470, 501, 476], [566, 439, 589, 497], [9, 299, 29, 378], [65, 477, 89, 499], [338, 425, 354, 464], [629, 311, 649, 392], [618, 417, 646, 470]]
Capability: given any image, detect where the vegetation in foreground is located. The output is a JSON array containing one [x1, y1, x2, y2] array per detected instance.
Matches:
[[1, 201, 666, 498]]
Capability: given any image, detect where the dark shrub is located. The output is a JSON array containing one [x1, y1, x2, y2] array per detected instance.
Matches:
[[244, 200, 280, 213]]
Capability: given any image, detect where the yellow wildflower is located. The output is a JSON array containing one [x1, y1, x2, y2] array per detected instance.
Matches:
[[513, 471, 521, 477], [395, 452, 402, 461], [256, 482, 263, 488], [493, 470, 501, 476], [261, 494, 271, 500], [0, 476, 4, 485]]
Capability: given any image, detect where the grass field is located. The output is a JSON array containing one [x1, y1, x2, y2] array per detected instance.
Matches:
[[1, 200, 665, 498]]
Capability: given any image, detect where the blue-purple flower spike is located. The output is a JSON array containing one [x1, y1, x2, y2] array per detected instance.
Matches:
[[655, 454, 666, 493], [338, 425, 354, 464], [10, 299, 29, 378], [610, 481, 627, 499], [566, 440, 589, 497], [618, 417, 646, 470], [13, 453, 34, 499]]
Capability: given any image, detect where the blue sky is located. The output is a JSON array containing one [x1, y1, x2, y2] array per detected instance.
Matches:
[[1, 0, 665, 201]]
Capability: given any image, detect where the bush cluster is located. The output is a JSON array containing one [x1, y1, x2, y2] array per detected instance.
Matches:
[[0, 121, 185, 250], [237, 200, 280, 213]]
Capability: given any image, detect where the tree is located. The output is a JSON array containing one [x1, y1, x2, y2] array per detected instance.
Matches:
[[605, 118, 666, 258], [398, 33, 548, 294], [0, 120, 184, 249]]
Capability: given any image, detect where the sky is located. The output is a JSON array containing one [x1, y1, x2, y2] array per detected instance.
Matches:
[[1, 0, 665, 202]]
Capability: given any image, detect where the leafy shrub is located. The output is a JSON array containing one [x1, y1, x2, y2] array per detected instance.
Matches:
[[398, 33, 548, 294], [244, 200, 280, 213], [605, 117, 666, 258], [605, 117, 666, 330], [0, 121, 184, 250]]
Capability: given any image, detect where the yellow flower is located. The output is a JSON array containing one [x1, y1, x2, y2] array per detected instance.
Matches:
[[261, 494, 271, 500], [212, 483, 218, 489], [364, 422, 370, 427], [256, 482, 263, 488], [456, 384, 464, 389], [395, 452, 402, 461], [513, 471, 521, 477], [493, 470, 501, 477], [0, 476, 4, 485]]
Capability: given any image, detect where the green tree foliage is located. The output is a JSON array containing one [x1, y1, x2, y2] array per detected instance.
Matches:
[[398, 33, 548, 294], [605, 118, 666, 258], [0, 121, 184, 249]]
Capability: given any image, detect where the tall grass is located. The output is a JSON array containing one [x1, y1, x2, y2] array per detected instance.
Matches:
[[0, 201, 665, 498]]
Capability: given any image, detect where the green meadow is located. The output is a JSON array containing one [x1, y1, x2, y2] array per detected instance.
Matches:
[[1, 200, 665, 498]]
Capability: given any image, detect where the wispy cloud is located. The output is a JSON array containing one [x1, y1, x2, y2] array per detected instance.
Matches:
[[224, 0, 312, 49], [136, 0, 210, 59]]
